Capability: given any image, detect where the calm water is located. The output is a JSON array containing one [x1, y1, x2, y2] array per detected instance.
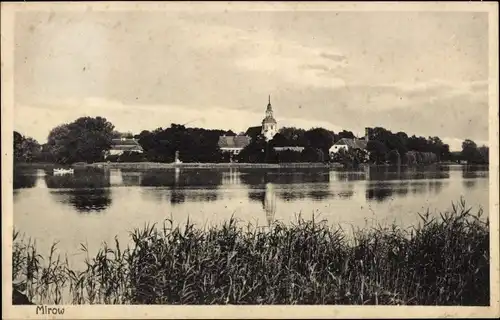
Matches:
[[14, 165, 489, 265]]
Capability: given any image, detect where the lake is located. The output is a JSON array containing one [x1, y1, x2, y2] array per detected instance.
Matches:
[[13, 164, 489, 267]]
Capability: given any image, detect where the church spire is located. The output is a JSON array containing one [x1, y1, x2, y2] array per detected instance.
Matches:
[[268, 94, 271, 105]]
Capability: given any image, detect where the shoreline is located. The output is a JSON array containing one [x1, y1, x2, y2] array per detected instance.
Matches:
[[81, 162, 341, 169], [16, 162, 342, 170], [14, 161, 485, 171]]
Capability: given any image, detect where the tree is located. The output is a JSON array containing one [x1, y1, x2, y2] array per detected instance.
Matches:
[[278, 127, 307, 146], [366, 140, 388, 164], [47, 117, 115, 164], [477, 145, 489, 164], [336, 130, 355, 141], [386, 149, 401, 165], [461, 139, 480, 164], [13, 131, 25, 161], [238, 136, 267, 163], [135, 124, 225, 163], [304, 127, 335, 156], [301, 147, 322, 162], [269, 133, 289, 147], [330, 148, 368, 167], [13, 131, 41, 163]]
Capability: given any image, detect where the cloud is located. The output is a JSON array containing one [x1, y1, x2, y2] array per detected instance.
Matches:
[[319, 52, 347, 62], [186, 21, 348, 89], [235, 42, 347, 89], [334, 80, 488, 111], [13, 11, 489, 146]]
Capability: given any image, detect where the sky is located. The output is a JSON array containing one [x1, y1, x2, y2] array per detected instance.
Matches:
[[14, 9, 490, 150]]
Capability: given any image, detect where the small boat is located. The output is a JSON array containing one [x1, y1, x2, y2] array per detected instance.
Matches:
[[53, 168, 74, 175]]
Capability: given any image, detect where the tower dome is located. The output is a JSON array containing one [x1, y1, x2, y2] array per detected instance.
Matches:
[[262, 95, 278, 140]]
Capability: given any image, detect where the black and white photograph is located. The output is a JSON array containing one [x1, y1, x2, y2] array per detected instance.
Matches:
[[2, 1, 499, 319]]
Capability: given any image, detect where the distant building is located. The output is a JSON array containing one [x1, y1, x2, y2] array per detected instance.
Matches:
[[244, 95, 279, 141], [329, 128, 371, 155], [219, 95, 279, 153], [106, 138, 144, 157], [273, 146, 305, 152], [329, 138, 368, 153], [261, 95, 278, 141], [218, 134, 252, 155]]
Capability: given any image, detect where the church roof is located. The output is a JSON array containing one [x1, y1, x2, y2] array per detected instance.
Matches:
[[218, 135, 251, 149], [333, 138, 368, 150], [245, 126, 262, 138]]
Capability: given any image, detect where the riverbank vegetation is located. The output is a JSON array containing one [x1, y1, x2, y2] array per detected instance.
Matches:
[[12, 199, 489, 305], [13, 116, 489, 166]]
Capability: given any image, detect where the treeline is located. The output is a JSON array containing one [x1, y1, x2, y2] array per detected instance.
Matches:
[[13, 116, 489, 165], [14, 117, 115, 164], [134, 124, 227, 163], [237, 126, 455, 165]]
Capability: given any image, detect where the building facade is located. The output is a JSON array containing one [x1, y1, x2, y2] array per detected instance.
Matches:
[[217, 134, 252, 155], [106, 138, 144, 158], [329, 128, 372, 155], [219, 95, 279, 154], [261, 95, 278, 141]]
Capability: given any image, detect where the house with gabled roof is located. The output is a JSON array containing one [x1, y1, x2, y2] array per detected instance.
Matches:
[[329, 128, 372, 156], [218, 134, 252, 155], [106, 138, 144, 158]]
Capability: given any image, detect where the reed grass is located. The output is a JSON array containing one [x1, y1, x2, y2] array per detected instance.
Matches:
[[12, 198, 489, 305]]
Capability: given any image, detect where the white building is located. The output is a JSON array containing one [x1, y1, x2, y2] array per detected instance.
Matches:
[[329, 138, 368, 154], [329, 127, 372, 156], [261, 95, 278, 141], [217, 134, 252, 155], [106, 138, 144, 157]]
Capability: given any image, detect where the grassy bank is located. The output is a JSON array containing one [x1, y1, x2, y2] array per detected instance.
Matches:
[[12, 199, 489, 305], [77, 162, 339, 170]]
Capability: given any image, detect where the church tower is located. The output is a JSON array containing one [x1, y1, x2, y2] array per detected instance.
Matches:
[[262, 95, 278, 141]]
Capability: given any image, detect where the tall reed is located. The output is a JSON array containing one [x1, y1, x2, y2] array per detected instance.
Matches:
[[12, 198, 489, 305]]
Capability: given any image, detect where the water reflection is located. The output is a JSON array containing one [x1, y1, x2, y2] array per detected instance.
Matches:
[[364, 165, 450, 181], [45, 168, 112, 213], [240, 168, 333, 202], [246, 184, 277, 226], [365, 179, 446, 202], [14, 169, 37, 190], [13, 165, 488, 223], [461, 166, 488, 189], [222, 168, 242, 185], [264, 183, 277, 226], [337, 184, 355, 199], [140, 169, 222, 188], [51, 189, 112, 213], [240, 168, 330, 185], [140, 169, 223, 205], [307, 183, 335, 201], [44, 168, 111, 189]]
